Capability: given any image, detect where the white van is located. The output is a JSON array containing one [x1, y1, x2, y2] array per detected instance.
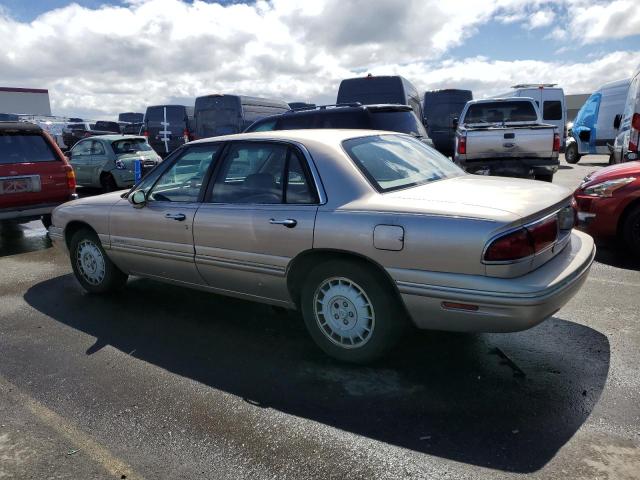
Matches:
[[612, 65, 640, 163], [493, 84, 566, 149], [565, 78, 630, 164]]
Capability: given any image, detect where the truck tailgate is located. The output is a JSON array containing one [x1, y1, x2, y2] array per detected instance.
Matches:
[[465, 125, 555, 160]]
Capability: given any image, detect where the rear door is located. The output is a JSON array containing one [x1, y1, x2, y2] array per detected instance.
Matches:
[[146, 106, 188, 156], [88, 140, 110, 185], [0, 131, 70, 209]]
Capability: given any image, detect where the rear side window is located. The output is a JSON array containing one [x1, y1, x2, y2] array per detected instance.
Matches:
[[112, 139, 153, 154], [370, 111, 428, 136], [0, 134, 58, 164], [279, 114, 316, 130], [543, 101, 562, 120], [248, 119, 278, 132]]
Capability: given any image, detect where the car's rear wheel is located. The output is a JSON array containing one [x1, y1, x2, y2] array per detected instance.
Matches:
[[70, 228, 128, 293], [565, 143, 581, 164], [300, 260, 406, 363], [622, 205, 640, 257], [100, 173, 118, 193]]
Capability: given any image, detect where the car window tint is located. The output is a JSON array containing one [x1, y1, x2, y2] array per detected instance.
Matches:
[[72, 141, 92, 157], [112, 139, 152, 154], [286, 150, 316, 204], [148, 144, 220, 202], [249, 119, 277, 132], [0, 134, 58, 164], [211, 143, 287, 204], [278, 114, 315, 130], [91, 141, 106, 155], [543, 101, 562, 120]]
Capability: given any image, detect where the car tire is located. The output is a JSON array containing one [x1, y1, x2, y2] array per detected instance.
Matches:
[[41, 214, 52, 229], [300, 259, 406, 364], [622, 205, 640, 257], [565, 143, 581, 164], [70, 228, 128, 293], [100, 173, 118, 193], [535, 174, 553, 182]]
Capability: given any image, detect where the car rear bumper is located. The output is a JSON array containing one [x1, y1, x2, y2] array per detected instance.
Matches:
[[393, 230, 595, 332], [459, 158, 559, 178], [0, 197, 76, 222]]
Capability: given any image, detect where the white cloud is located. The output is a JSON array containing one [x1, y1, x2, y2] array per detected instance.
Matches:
[[562, 0, 640, 44], [0, 0, 637, 119]]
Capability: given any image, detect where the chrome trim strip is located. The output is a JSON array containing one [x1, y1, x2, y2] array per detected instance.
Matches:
[[111, 244, 194, 262], [398, 245, 594, 301], [195, 254, 286, 277]]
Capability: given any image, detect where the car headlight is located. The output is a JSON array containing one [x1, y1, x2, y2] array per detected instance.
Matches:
[[582, 177, 635, 197]]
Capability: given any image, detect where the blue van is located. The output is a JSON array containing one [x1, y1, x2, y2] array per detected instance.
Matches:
[[565, 78, 630, 164]]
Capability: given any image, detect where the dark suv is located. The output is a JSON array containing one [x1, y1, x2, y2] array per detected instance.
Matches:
[[244, 104, 433, 146]]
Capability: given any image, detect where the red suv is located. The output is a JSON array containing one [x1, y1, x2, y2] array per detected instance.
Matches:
[[574, 161, 640, 255], [0, 122, 77, 229]]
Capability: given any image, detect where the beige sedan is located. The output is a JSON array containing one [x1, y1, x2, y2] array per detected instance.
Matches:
[[50, 130, 595, 363]]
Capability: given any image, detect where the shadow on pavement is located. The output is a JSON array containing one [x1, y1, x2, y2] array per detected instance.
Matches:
[[0, 221, 51, 258], [24, 274, 610, 473], [595, 245, 640, 271]]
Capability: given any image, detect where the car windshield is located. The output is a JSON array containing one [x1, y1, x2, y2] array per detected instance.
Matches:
[[370, 111, 428, 137], [343, 134, 464, 192], [0, 133, 58, 164], [464, 101, 537, 124], [112, 139, 153, 154]]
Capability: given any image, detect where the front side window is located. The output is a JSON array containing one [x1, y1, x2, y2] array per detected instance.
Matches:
[[211, 143, 288, 204], [71, 140, 92, 157], [543, 101, 562, 120], [147, 144, 220, 202], [343, 134, 464, 192]]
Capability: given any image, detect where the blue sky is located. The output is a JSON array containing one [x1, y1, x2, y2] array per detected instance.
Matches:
[[0, 0, 638, 118]]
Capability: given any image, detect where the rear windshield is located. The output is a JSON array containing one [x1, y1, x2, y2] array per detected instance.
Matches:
[[0, 134, 58, 164], [464, 101, 537, 123], [112, 139, 153, 154], [343, 134, 463, 192], [95, 121, 120, 132], [146, 106, 186, 123], [369, 111, 428, 137]]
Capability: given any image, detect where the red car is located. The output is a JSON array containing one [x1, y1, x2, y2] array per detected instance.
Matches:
[[574, 161, 640, 255], [0, 122, 77, 229]]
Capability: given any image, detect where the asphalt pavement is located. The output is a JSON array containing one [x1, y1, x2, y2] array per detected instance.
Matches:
[[0, 155, 639, 479]]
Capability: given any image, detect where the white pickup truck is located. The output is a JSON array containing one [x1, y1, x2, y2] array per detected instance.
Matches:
[[453, 98, 560, 182]]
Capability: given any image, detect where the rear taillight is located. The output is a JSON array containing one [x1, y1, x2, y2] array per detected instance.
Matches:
[[143, 130, 149, 138], [484, 216, 558, 262], [630, 113, 640, 153], [64, 165, 76, 190], [457, 133, 467, 155], [553, 132, 560, 152], [183, 128, 190, 143]]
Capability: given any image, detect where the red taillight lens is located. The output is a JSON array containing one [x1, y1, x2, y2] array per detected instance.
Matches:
[[143, 130, 149, 137], [64, 165, 76, 190], [632, 113, 640, 131], [484, 228, 533, 262], [630, 114, 640, 153], [457, 134, 467, 155], [553, 132, 560, 152], [484, 216, 558, 262]]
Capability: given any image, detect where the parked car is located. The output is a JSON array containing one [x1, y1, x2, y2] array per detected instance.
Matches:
[[566, 78, 630, 164], [62, 122, 117, 150], [454, 98, 560, 181], [49, 129, 594, 363], [245, 104, 434, 147], [118, 112, 144, 123], [193, 94, 289, 139], [574, 161, 640, 255], [143, 105, 194, 157], [67, 135, 161, 192], [423, 89, 473, 157], [0, 121, 76, 228], [493, 84, 566, 151], [611, 65, 640, 164], [337, 75, 423, 123]]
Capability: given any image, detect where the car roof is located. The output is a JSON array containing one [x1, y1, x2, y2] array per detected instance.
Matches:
[[189, 129, 408, 145], [0, 121, 42, 132]]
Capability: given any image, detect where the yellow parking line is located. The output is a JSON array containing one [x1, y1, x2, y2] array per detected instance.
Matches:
[[0, 374, 144, 480]]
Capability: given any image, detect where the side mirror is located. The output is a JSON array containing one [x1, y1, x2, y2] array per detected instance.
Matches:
[[613, 113, 622, 130], [129, 190, 147, 208], [578, 129, 591, 142], [452, 117, 459, 129]]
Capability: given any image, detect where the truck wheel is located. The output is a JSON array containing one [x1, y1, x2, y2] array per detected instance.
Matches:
[[535, 174, 553, 182], [300, 260, 406, 364], [565, 143, 581, 164], [100, 173, 118, 193], [41, 214, 52, 229], [622, 205, 640, 257], [70, 228, 128, 293]]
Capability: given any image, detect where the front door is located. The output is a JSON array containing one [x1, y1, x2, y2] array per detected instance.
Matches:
[[69, 139, 93, 185], [193, 141, 318, 303], [108, 143, 222, 285]]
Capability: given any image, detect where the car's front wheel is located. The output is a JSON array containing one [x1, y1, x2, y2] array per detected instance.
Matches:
[[70, 228, 128, 293], [565, 143, 581, 164], [301, 260, 406, 363]]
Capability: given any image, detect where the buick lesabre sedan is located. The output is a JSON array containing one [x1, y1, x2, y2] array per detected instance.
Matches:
[[50, 130, 595, 363]]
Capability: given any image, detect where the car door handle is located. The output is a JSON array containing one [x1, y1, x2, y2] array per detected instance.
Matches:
[[165, 213, 186, 221], [269, 218, 297, 228]]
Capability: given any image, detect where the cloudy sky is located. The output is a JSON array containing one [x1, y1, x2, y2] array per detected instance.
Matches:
[[0, 0, 639, 119]]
